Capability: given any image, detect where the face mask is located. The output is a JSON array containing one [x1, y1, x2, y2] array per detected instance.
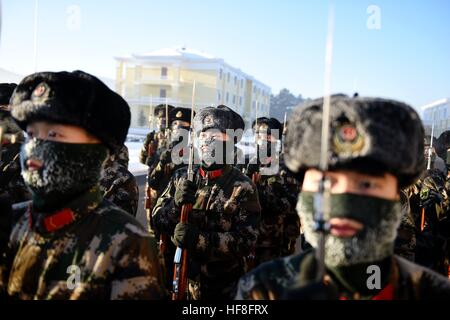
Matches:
[[170, 125, 190, 145], [297, 192, 401, 267], [198, 135, 234, 170], [21, 138, 108, 212], [257, 139, 278, 163]]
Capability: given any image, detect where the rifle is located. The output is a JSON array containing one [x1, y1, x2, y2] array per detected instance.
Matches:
[[251, 102, 261, 184], [281, 111, 287, 155], [145, 97, 157, 229], [160, 99, 171, 254], [313, 5, 334, 282], [172, 80, 196, 300]]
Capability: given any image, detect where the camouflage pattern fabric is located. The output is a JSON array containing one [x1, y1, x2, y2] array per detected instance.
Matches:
[[100, 145, 139, 217], [0, 186, 167, 300], [0, 129, 30, 203], [152, 165, 261, 300], [404, 169, 450, 275], [243, 159, 300, 266], [235, 250, 450, 300]]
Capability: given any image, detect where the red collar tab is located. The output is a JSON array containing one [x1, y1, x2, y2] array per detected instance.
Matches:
[[339, 283, 394, 300], [200, 167, 224, 180], [371, 283, 394, 300], [43, 208, 75, 232]]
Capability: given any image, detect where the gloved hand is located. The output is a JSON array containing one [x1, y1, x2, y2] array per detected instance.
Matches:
[[245, 163, 259, 177], [282, 251, 339, 300], [172, 222, 200, 250], [420, 188, 443, 210], [174, 179, 197, 207], [159, 149, 172, 165]]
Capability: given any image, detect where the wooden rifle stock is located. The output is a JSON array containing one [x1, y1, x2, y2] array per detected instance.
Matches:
[[172, 203, 192, 300]]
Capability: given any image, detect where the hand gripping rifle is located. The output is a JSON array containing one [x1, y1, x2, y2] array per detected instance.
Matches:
[[172, 80, 196, 300]]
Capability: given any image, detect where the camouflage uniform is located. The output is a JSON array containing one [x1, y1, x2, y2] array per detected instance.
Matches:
[[394, 190, 416, 261], [147, 154, 188, 291], [244, 159, 300, 266], [404, 169, 450, 275], [235, 250, 450, 300], [0, 113, 30, 203], [153, 164, 261, 300], [0, 186, 167, 299], [99, 145, 139, 217], [139, 130, 170, 167]]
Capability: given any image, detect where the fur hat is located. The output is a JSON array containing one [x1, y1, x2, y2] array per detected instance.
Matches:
[[193, 105, 245, 141], [252, 117, 283, 137], [154, 104, 174, 118], [10, 71, 130, 152], [169, 107, 194, 125], [284, 95, 425, 188]]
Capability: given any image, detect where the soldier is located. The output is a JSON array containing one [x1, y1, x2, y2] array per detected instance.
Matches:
[[147, 107, 194, 228], [142, 104, 174, 233], [153, 105, 261, 300], [0, 71, 166, 299], [147, 106, 194, 290], [236, 95, 450, 300], [405, 167, 450, 275], [243, 117, 300, 266], [99, 144, 139, 217], [139, 104, 174, 167], [0, 83, 30, 203]]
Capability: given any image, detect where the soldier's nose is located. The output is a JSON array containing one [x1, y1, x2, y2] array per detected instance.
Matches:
[[26, 159, 43, 171]]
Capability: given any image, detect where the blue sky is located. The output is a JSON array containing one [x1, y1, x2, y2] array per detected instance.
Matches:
[[0, 0, 449, 109]]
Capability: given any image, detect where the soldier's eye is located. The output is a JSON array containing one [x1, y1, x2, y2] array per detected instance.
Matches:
[[360, 181, 377, 190], [48, 131, 62, 139]]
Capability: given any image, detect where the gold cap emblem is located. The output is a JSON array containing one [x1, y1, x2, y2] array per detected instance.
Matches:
[[332, 124, 365, 155]]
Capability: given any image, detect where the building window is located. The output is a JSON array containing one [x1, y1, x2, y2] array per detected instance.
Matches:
[[227, 73, 230, 83], [219, 69, 223, 79], [218, 90, 221, 101], [241, 79, 244, 88], [233, 95, 236, 104], [161, 67, 168, 78], [234, 76, 237, 85], [160, 88, 166, 98], [239, 96, 243, 106], [226, 92, 229, 103]]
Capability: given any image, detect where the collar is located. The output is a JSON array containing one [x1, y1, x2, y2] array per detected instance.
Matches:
[[199, 166, 224, 180], [339, 283, 394, 300], [30, 186, 103, 234]]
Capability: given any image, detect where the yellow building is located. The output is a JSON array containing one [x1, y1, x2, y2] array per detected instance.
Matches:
[[115, 47, 271, 128]]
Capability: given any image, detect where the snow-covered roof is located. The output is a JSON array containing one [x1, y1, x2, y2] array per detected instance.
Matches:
[[117, 46, 220, 62]]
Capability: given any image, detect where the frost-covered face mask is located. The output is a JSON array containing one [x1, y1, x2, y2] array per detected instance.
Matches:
[[198, 132, 234, 170], [297, 192, 402, 267], [21, 138, 108, 211]]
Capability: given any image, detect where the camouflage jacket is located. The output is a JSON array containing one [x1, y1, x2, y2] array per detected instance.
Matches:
[[404, 169, 450, 274], [243, 159, 300, 265], [139, 131, 170, 167], [0, 186, 166, 300], [235, 250, 450, 300], [152, 165, 261, 299], [394, 190, 416, 261], [0, 141, 30, 203], [99, 145, 139, 217]]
